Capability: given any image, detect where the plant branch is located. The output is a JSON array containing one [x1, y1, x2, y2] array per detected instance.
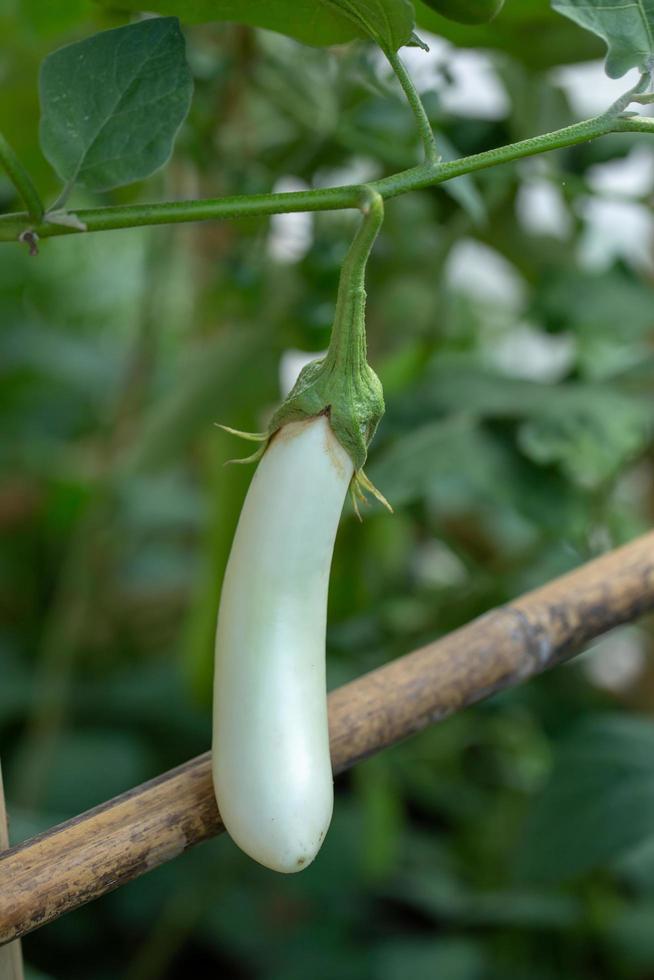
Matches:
[[0, 134, 44, 223], [0, 114, 653, 243], [385, 49, 439, 163], [1, 530, 654, 945], [0, 184, 363, 241]]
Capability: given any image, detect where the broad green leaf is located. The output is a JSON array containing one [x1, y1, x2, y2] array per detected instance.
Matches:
[[39, 17, 193, 191], [96, 0, 364, 47], [536, 267, 654, 342], [551, 0, 654, 78], [419, 0, 503, 25], [516, 716, 654, 882], [323, 0, 415, 51], [95, 0, 415, 49], [517, 394, 649, 488], [368, 415, 518, 509], [369, 409, 589, 541], [416, 0, 603, 69], [391, 364, 651, 489]]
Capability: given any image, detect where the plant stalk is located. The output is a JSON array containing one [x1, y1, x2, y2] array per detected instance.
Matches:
[[0, 133, 44, 223], [324, 187, 384, 375], [0, 115, 652, 243], [385, 48, 439, 163]]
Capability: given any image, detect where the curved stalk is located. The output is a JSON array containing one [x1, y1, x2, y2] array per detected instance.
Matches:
[[385, 49, 439, 163], [269, 188, 385, 469]]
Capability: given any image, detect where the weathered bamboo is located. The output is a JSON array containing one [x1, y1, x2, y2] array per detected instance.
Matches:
[[0, 764, 24, 979], [1, 531, 653, 945]]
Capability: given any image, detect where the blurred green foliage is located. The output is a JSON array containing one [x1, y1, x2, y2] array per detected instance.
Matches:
[[2, 4, 654, 979]]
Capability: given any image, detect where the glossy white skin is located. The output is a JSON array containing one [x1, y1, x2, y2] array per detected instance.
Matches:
[[212, 416, 354, 873]]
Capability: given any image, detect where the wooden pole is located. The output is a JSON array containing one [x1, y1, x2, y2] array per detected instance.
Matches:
[[1, 531, 653, 945], [0, 763, 24, 979]]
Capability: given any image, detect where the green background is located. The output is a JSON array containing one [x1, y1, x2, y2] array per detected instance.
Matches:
[[2, 2, 654, 978]]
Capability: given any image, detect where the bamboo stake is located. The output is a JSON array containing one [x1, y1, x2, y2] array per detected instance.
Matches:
[[0, 763, 24, 979], [1, 531, 653, 946]]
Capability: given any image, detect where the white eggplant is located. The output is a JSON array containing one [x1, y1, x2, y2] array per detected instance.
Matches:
[[212, 415, 354, 873]]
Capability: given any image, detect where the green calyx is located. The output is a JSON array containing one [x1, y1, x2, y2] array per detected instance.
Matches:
[[268, 330, 384, 473], [270, 187, 385, 472], [219, 188, 389, 518]]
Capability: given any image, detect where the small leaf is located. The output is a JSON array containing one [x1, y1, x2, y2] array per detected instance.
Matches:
[[45, 210, 87, 231], [39, 17, 193, 192], [407, 30, 430, 50], [551, 0, 654, 78], [323, 0, 416, 51]]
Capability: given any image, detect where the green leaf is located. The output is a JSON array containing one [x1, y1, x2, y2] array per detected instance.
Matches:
[[551, 0, 654, 78], [416, 0, 603, 70], [323, 0, 416, 51], [94, 0, 414, 49], [96, 0, 364, 47], [420, 0, 504, 25], [391, 364, 652, 489], [516, 715, 654, 882], [517, 392, 649, 488], [368, 415, 517, 509], [39, 17, 193, 192]]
